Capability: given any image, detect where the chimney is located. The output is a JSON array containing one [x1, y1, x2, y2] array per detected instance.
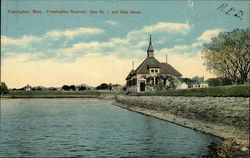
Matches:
[[166, 54, 168, 64]]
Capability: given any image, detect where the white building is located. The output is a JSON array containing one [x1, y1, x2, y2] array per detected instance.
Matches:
[[176, 82, 189, 89], [24, 84, 32, 91]]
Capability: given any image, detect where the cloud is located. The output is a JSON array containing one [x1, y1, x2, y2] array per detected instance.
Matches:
[[2, 21, 218, 88], [197, 29, 224, 42], [105, 20, 119, 25], [142, 22, 191, 34], [1, 27, 104, 47], [157, 41, 203, 55], [1, 35, 42, 46], [2, 22, 191, 59], [127, 22, 191, 41], [45, 27, 104, 39], [158, 45, 189, 54], [191, 42, 203, 47]]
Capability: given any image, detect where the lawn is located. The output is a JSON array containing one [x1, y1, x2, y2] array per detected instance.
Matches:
[[3, 90, 123, 98], [134, 85, 249, 97]]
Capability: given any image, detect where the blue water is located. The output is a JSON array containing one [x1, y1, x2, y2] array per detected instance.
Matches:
[[0, 99, 221, 157]]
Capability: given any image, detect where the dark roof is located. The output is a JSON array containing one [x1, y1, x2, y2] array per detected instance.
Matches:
[[126, 70, 136, 80], [126, 57, 182, 80], [147, 42, 154, 52], [147, 35, 154, 52], [160, 62, 182, 76]]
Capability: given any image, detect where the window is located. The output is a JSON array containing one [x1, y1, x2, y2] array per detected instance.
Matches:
[[132, 78, 137, 86], [150, 68, 159, 74]]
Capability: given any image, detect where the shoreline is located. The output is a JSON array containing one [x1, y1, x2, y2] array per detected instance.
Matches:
[[112, 101, 223, 139], [113, 95, 249, 148]]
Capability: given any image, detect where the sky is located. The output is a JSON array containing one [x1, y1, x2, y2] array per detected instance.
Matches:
[[1, 0, 249, 88]]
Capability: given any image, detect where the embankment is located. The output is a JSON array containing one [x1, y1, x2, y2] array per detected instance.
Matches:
[[114, 95, 249, 146]]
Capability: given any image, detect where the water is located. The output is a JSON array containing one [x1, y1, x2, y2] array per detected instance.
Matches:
[[0, 99, 221, 157]]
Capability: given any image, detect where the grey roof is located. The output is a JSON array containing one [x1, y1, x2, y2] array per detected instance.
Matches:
[[126, 57, 182, 80], [125, 70, 136, 80]]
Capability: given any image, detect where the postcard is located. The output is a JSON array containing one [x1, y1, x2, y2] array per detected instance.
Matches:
[[1, 0, 249, 157]]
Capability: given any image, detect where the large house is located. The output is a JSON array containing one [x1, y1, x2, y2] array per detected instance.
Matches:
[[126, 36, 182, 92]]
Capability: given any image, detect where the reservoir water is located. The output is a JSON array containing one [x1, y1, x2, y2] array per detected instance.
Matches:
[[0, 99, 221, 157]]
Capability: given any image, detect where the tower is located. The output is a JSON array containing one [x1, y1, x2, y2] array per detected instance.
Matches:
[[147, 35, 154, 58]]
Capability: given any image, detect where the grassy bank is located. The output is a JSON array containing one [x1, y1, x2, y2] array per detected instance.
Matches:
[[1, 91, 122, 98], [115, 96, 249, 145], [134, 85, 249, 97]]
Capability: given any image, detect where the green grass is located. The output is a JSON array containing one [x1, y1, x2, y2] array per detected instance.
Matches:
[[135, 85, 249, 97], [3, 91, 124, 98], [2, 85, 249, 98]]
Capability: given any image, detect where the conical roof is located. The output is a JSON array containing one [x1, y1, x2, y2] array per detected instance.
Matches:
[[147, 35, 154, 52]]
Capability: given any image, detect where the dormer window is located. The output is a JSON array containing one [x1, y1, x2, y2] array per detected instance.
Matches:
[[149, 68, 160, 74]]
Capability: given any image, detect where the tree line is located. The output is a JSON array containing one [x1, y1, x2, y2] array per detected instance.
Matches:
[[202, 28, 249, 85]]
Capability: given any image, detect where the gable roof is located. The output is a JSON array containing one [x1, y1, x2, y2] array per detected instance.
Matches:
[[126, 57, 182, 80], [160, 62, 182, 76], [126, 70, 136, 80]]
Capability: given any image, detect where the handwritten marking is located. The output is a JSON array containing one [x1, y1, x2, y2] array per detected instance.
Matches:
[[217, 3, 243, 20]]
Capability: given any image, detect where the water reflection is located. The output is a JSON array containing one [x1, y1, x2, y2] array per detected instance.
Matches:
[[0, 99, 221, 157]]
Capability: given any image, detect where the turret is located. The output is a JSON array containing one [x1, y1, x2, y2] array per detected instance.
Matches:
[[147, 35, 154, 58]]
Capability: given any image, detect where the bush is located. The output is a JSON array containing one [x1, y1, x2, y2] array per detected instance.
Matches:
[[204, 139, 248, 158]]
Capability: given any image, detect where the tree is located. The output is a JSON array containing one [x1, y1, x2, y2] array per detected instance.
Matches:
[[96, 83, 109, 90], [0, 82, 8, 94], [206, 77, 232, 87], [109, 83, 112, 91], [62, 85, 70, 91], [18, 87, 25, 91], [206, 78, 221, 87], [69, 85, 76, 91], [49, 87, 57, 91], [180, 77, 193, 85], [78, 86, 87, 91], [202, 28, 250, 85]]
